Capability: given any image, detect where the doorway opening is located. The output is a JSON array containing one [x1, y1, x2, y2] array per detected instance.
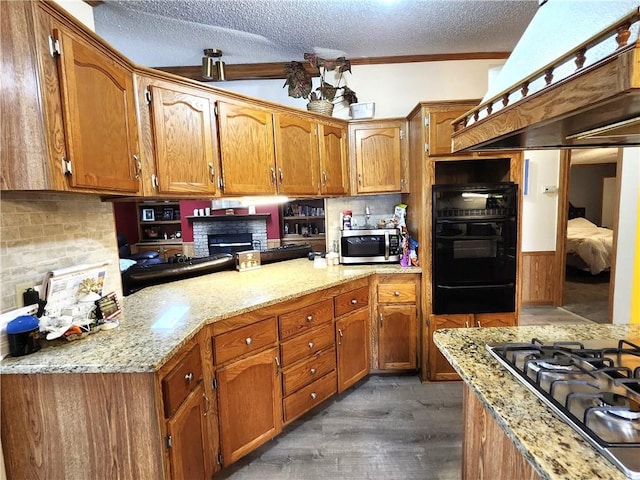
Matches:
[[557, 148, 621, 323]]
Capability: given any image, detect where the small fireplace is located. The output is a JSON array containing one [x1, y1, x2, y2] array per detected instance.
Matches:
[[208, 233, 254, 256]]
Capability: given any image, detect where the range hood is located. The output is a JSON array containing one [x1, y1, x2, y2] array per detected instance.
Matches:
[[452, 1, 640, 152]]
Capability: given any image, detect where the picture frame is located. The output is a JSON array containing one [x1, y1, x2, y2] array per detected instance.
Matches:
[[142, 208, 155, 221], [162, 208, 174, 220]]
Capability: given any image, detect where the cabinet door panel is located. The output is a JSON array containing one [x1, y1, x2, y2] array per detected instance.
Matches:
[[217, 347, 282, 465], [54, 27, 139, 193], [353, 126, 401, 193], [166, 384, 209, 480], [274, 113, 320, 196], [429, 314, 473, 381], [318, 123, 348, 195], [378, 304, 417, 370], [336, 309, 370, 393], [428, 109, 469, 156], [217, 101, 276, 195], [149, 84, 218, 194]]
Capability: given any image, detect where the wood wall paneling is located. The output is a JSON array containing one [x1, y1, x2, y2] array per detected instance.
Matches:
[[521, 252, 557, 305]]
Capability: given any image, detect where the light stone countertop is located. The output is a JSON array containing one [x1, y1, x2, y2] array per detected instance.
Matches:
[[434, 324, 640, 480], [0, 259, 419, 375]]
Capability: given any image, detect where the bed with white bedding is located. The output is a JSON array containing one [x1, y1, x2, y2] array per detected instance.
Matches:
[[566, 217, 613, 275]]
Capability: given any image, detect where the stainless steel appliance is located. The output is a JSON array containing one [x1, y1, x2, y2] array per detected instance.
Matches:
[[339, 228, 401, 264], [487, 338, 640, 479], [432, 182, 518, 314]]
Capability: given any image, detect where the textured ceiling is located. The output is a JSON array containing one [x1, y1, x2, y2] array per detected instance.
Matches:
[[92, 0, 540, 68]]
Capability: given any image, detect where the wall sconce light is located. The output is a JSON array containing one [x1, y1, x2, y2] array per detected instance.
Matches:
[[202, 48, 225, 81]]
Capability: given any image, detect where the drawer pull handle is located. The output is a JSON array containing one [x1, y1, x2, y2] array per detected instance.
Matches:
[[310, 392, 317, 400], [465, 321, 470, 328], [477, 321, 482, 328], [394, 291, 400, 296], [310, 368, 316, 375], [308, 341, 314, 349], [275, 356, 281, 376], [306, 315, 313, 322], [184, 372, 194, 382], [245, 337, 252, 345], [350, 299, 357, 305]]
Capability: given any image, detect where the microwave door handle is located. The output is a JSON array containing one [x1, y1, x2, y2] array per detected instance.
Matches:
[[384, 231, 390, 260]]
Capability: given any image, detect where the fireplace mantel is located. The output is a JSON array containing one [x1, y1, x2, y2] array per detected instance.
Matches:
[[187, 214, 271, 222]]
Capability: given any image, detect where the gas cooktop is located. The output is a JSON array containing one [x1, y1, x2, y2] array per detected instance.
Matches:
[[487, 338, 640, 479]]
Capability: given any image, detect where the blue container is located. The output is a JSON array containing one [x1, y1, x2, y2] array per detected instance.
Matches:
[[7, 315, 41, 357]]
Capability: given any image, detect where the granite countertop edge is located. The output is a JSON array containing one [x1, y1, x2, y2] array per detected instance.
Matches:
[[433, 324, 639, 480], [0, 259, 420, 375]]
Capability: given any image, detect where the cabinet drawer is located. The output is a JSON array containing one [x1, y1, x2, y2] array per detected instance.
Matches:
[[334, 286, 369, 317], [378, 282, 416, 304], [214, 317, 278, 365], [280, 323, 334, 367], [283, 370, 337, 424], [279, 299, 333, 340], [282, 347, 336, 396], [162, 343, 203, 418]]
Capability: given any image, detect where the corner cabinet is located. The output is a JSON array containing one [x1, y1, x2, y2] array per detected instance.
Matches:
[[2, 1, 141, 194], [348, 118, 408, 194], [136, 76, 220, 196]]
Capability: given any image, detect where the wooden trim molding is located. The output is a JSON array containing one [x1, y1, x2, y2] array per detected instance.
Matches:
[[155, 52, 511, 82]]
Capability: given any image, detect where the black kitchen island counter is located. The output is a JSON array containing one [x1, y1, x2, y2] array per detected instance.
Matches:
[[434, 324, 640, 480], [0, 259, 420, 375]]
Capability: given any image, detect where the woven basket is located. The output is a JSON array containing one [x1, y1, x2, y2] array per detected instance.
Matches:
[[307, 100, 334, 116]]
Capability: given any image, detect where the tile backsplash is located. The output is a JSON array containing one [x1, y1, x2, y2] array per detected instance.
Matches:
[[325, 194, 402, 250], [0, 192, 122, 313]]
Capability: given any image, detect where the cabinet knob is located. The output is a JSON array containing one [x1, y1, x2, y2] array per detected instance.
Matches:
[[306, 315, 313, 322], [310, 392, 317, 400], [184, 372, 194, 382], [310, 368, 316, 375], [394, 291, 400, 296], [308, 341, 314, 349], [245, 337, 252, 345], [350, 299, 357, 305]]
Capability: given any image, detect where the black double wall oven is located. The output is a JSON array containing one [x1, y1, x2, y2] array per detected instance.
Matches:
[[432, 182, 518, 314]]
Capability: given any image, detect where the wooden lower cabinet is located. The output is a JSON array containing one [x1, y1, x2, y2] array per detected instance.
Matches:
[[336, 308, 370, 392], [428, 313, 516, 381], [166, 384, 209, 480], [216, 346, 283, 465], [376, 274, 419, 371], [463, 384, 540, 480], [378, 304, 417, 370]]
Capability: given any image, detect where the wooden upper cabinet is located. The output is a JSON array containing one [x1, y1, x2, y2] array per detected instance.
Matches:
[[140, 80, 220, 196], [273, 112, 320, 196], [52, 26, 140, 193], [349, 119, 407, 194], [217, 100, 276, 195], [426, 106, 477, 157], [318, 122, 349, 196]]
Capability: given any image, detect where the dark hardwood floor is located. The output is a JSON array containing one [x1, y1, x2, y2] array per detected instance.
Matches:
[[216, 374, 463, 480]]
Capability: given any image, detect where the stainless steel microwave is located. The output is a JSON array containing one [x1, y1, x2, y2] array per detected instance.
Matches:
[[339, 229, 401, 264]]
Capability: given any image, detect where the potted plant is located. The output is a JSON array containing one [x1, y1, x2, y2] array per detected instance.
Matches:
[[283, 53, 358, 116]]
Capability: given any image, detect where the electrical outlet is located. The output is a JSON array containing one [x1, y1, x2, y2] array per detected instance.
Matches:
[[14, 282, 35, 308]]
